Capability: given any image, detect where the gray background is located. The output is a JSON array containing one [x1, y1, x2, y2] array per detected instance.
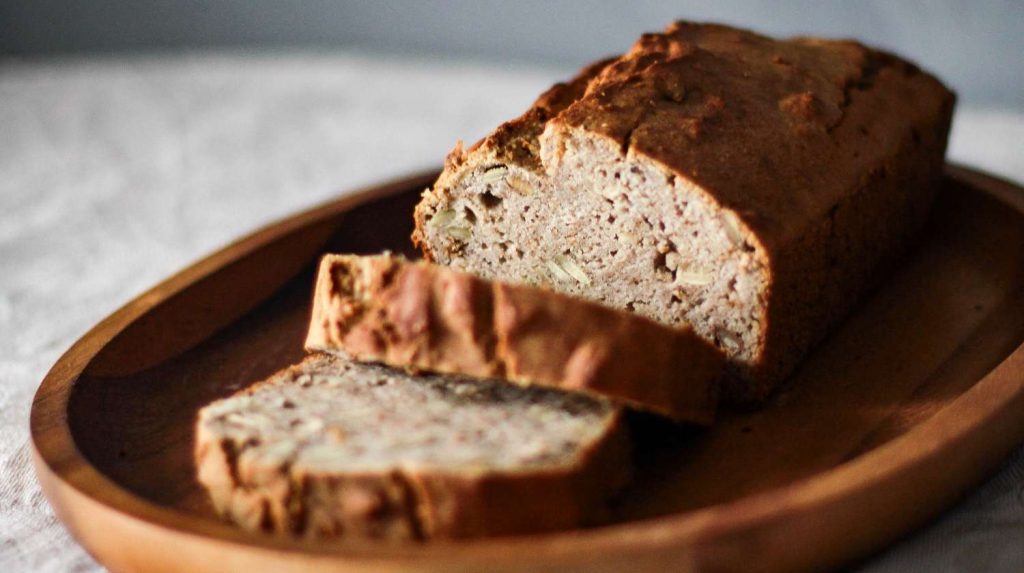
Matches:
[[1, 0, 1022, 108]]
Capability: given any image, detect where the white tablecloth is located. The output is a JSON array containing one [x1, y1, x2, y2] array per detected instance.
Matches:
[[1, 53, 1022, 572]]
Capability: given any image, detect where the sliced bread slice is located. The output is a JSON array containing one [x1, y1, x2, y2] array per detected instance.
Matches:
[[195, 354, 629, 540], [411, 21, 955, 401], [305, 253, 723, 423]]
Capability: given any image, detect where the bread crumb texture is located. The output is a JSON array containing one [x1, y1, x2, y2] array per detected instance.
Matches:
[[195, 355, 628, 539]]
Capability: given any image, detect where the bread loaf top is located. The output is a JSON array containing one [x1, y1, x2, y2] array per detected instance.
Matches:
[[425, 21, 954, 252]]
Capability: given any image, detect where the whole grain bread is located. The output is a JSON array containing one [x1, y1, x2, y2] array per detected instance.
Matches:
[[305, 253, 723, 423], [195, 354, 629, 540], [412, 21, 956, 400]]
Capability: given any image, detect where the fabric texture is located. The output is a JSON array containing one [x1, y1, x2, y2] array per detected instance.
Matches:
[[1, 53, 1022, 572]]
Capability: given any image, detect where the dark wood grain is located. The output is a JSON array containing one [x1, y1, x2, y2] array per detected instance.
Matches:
[[31, 166, 1024, 573]]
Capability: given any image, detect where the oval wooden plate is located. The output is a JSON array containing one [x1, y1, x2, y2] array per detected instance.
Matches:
[[31, 166, 1024, 573]]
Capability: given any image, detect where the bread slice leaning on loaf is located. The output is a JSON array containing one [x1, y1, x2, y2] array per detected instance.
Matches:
[[195, 354, 629, 540], [412, 21, 956, 401], [305, 253, 724, 423]]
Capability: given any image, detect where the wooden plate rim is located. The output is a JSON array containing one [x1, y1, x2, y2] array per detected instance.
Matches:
[[29, 165, 1024, 567]]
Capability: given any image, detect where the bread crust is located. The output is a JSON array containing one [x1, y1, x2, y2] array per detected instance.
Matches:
[[195, 355, 632, 540], [306, 254, 723, 423], [413, 21, 955, 399]]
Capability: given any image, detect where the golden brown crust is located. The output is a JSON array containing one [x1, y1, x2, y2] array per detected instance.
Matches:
[[422, 22, 953, 250], [547, 22, 954, 250], [306, 255, 723, 423], [195, 355, 632, 540], [404, 411, 631, 538]]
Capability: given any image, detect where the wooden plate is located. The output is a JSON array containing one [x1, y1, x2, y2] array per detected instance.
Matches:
[[31, 166, 1024, 572]]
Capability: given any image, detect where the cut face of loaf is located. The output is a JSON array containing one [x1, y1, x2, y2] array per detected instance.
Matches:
[[305, 253, 723, 423], [413, 21, 955, 400], [195, 354, 629, 540]]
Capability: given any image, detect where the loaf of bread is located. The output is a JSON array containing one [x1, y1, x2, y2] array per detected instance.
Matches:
[[195, 354, 629, 540], [413, 21, 956, 400], [305, 253, 723, 423]]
